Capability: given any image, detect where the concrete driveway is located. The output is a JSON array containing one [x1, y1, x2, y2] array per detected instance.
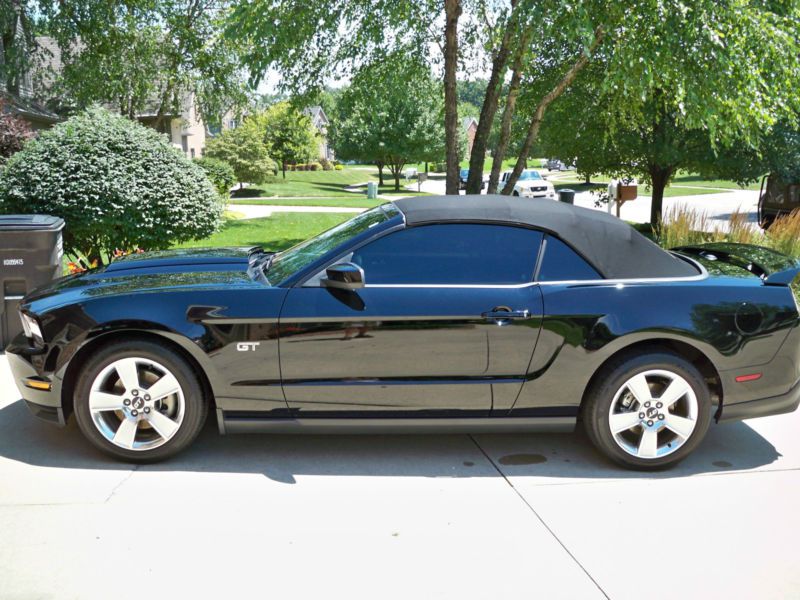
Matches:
[[1, 353, 798, 599]]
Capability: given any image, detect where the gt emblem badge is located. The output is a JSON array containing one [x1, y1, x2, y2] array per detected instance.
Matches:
[[236, 342, 260, 352]]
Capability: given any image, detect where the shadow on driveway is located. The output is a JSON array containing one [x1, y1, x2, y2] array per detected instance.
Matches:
[[0, 398, 782, 484]]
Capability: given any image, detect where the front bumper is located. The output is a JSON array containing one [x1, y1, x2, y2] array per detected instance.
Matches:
[[520, 190, 555, 199], [6, 338, 67, 426], [718, 376, 800, 422]]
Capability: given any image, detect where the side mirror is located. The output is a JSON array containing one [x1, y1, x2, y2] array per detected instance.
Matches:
[[322, 262, 365, 290]]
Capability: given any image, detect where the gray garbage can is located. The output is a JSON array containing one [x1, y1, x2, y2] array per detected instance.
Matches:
[[0, 215, 65, 348], [366, 181, 378, 199], [558, 189, 575, 204]]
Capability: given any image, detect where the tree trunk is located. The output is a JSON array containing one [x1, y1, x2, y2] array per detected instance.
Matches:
[[282, 161, 287, 179], [443, 0, 462, 195], [502, 26, 605, 195], [465, 3, 519, 194], [649, 165, 673, 227], [388, 162, 404, 191], [377, 161, 384, 186], [488, 51, 525, 194]]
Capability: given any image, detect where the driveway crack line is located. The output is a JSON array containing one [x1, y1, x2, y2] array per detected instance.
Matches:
[[468, 434, 611, 600], [104, 466, 139, 503]]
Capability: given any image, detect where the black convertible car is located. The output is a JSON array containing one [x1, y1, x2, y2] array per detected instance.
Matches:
[[8, 196, 800, 469]]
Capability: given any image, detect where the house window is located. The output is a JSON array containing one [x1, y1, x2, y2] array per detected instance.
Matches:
[[190, 148, 195, 158]]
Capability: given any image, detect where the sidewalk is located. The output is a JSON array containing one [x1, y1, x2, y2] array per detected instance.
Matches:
[[233, 204, 365, 219]]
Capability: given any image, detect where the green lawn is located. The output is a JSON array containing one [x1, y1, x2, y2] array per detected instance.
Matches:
[[670, 172, 762, 190], [230, 196, 383, 208], [232, 168, 379, 199], [173, 212, 353, 251]]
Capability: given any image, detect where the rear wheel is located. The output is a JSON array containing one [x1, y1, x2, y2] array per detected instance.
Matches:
[[73, 339, 208, 462], [583, 351, 712, 470]]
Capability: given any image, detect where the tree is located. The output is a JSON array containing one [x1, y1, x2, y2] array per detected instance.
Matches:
[[204, 125, 277, 189], [333, 55, 445, 191], [38, 1, 249, 127], [194, 156, 236, 198], [253, 101, 318, 178], [505, 1, 800, 221], [0, 107, 222, 264], [0, 100, 34, 161], [231, 0, 800, 207]]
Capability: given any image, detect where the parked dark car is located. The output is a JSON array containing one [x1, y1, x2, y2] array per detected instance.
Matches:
[[8, 196, 800, 469], [546, 159, 569, 171], [758, 173, 800, 228]]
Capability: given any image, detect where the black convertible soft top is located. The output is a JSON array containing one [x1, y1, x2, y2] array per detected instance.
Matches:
[[392, 195, 698, 279]]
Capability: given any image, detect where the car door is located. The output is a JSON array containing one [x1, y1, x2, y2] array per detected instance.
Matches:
[[278, 223, 545, 417], [509, 234, 605, 417]]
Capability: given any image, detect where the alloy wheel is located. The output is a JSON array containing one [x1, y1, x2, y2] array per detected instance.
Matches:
[[88, 357, 186, 451], [607, 369, 699, 459]]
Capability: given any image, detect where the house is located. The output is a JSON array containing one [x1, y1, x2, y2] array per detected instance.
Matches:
[[136, 92, 207, 159], [34, 36, 208, 158], [0, 9, 61, 129], [303, 105, 334, 160], [1, 13, 209, 159], [462, 117, 478, 157]]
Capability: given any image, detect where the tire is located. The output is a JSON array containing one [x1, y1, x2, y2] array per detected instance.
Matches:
[[512, 190, 520, 196], [583, 350, 712, 470], [73, 338, 208, 462]]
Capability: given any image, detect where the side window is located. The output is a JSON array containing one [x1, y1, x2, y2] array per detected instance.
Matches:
[[351, 224, 543, 285], [537, 235, 601, 281]]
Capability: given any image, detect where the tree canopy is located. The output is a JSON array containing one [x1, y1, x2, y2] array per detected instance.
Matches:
[[30, 1, 249, 127], [332, 54, 445, 190], [204, 123, 277, 188], [251, 102, 319, 177]]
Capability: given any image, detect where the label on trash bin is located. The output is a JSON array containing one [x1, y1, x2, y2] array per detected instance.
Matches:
[[3, 258, 24, 266]]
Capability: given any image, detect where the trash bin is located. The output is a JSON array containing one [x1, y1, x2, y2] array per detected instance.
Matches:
[[0, 215, 65, 348], [366, 181, 378, 199], [558, 189, 575, 204]]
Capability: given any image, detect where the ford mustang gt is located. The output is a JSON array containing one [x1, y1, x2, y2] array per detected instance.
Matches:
[[7, 196, 800, 469]]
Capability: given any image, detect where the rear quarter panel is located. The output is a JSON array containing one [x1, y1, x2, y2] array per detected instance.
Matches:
[[509, 277, 800, 415]]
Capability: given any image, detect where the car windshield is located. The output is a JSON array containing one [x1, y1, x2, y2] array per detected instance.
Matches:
[[265, 205, 391, 284], [518, 170, 542, 181]]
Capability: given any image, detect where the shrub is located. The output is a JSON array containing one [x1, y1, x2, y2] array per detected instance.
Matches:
[[0, 107, 223, 264], [204, 124, 277, 187], [334, 164, 343, 170], [309, 162, 321, 171], [726, 209, 762, 245], [319, 157, 333, 171], [657, 204, 723, 248], [766, 209, 800, 258], [194, 156, 236, 198]]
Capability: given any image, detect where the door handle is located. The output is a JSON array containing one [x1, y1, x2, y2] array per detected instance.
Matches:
[[482, 309, 530, 321]]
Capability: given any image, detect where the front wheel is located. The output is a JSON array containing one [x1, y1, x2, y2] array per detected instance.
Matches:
[[583, 351, 712, 470], [73, 339, 208, 462]]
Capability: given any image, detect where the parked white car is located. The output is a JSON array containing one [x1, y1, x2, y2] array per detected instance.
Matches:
[[499, 169, 556, 199]]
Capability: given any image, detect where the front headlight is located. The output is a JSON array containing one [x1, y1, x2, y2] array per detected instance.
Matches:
[[20, 311, 43, 344]]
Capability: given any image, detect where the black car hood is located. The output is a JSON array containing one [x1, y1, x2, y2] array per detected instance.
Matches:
[[103, 246, 259, 273], [23, 247, 270, 311]]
